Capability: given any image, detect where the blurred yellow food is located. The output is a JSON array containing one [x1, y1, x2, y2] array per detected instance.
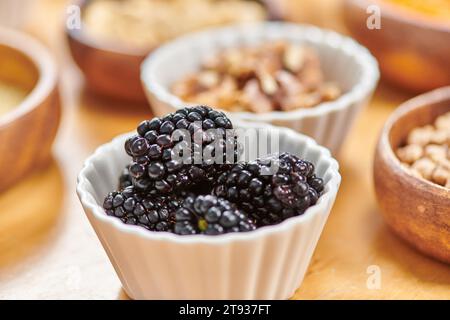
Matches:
[[0, 81, 27, 116], [384, 0, 450, 23], [83, 0, 266, 49]]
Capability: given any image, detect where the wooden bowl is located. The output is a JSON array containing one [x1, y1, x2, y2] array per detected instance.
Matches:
[[66, 0, 147, 103], [374, 86, 450, 264], [343, 0, 450, 92], [0, 27, 60, 192], [66, 0, 275, 103]]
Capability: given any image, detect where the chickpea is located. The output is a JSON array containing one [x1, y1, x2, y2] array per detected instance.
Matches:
[[397, 112, 450, 189], [424, 144, 447, 162], [396, 144, 423, 164], [431, 166, 449, 186], [435, 113, 450, 130], [407, 125, 434, 146], [411, 158, 435, 180]]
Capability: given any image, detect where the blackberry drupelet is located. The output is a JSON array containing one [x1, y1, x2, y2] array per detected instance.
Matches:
[[214, 152, 324, 227], [103, 186, 182, 231], [118, 164, 133, 190], [174, 195, 256, 235], [125, 105, 240, 194]]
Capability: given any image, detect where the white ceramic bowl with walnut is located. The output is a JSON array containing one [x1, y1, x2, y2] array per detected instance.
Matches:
[[141, 23, 379, 154]]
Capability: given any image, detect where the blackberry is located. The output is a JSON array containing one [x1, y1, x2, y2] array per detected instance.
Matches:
[[118, 164, 133, 190], [174, 195, 256, 235], [103, 186, 182, 231], [214, 153, 324, 227], [125, 106, 239, 194]]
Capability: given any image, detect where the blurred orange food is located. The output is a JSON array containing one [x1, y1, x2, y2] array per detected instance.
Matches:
[[382, 50, 449, 91], [383, 0, 450, 24], [344, 0, 450, 92]]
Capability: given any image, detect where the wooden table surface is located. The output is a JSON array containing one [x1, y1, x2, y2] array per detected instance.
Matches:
[[0, 0, 448, 300]]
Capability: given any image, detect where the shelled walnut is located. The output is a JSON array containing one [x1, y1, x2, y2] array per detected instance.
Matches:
[[172, 41, 342, 113], [396, 111, 450, 188]]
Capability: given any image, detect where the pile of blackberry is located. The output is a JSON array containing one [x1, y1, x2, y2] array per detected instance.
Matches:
[[124, 105, 239, 193], [103, 186, 182, 231], [174, 195, 256, 235], [214, 153, 324, 227], [102, 106, 324, 235]]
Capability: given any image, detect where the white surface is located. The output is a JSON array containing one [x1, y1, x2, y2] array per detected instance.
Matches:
[[77, 122, 341, 299], [141, 22, 379, 154]]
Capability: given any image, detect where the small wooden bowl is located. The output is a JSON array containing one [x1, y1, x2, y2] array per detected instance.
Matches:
[[0, 27, 60, 192], [66, 0, 147, 103], [344, 0, 450, 92], [374, 86, 450, 264], [66, 0, 274, 103]]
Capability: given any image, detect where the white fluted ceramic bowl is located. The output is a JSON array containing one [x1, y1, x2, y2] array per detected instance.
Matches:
[[141, 22, 379, 154], [77, 122, 341, 299]]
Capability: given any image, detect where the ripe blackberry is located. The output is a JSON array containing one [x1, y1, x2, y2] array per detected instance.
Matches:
[[125, 105, 239, 194], [103, 186, 182, 231], [174, 195, 256, 235], [214, 153, 324, 227]]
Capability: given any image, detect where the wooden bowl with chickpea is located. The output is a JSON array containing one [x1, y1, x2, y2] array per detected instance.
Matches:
[[374, 86, 450, 264]]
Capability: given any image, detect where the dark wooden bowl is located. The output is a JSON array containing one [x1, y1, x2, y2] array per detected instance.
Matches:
[[344, 0, 450, 92], [66, 0, 275, 103], [66, 0, 148, 103], [0, 28, 60, 192], [374, 86, 450, 264]]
